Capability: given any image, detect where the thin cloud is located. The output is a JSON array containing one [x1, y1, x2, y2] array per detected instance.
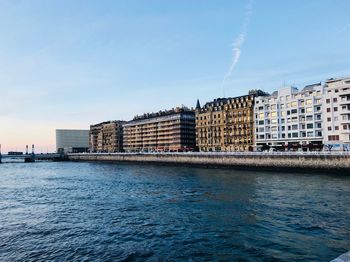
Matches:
[[221, 0, 255, 93]]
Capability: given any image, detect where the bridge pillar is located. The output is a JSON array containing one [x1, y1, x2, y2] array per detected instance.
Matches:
[[24, 156, 35, 163], [24, 144, 36, 163]]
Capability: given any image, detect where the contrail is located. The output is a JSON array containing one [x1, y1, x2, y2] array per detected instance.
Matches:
[[222, 0, 254, 94]]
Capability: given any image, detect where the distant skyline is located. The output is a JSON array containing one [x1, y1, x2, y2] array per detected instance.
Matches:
[[1, 0, 350, 153]]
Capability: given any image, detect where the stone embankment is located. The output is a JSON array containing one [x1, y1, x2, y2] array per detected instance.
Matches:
[[67, 152, 350, 173]]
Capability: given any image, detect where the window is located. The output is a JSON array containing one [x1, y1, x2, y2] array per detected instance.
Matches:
[[334, 107, 338, 112], [333, 98, 337, 103], [306, 107, 313, 113], [328, 126, 332, 131], [291, 101, 297, 107], [306, 99, 313, 105], [291, 109, 297, 114], [327, 108, 331, 113], [328, 135, 339, 141], [327, 117, 331, 122], [307, 132, 313, 137], [326, 99, 330, 104], [307, 124, 313, 129], [335, 126, 339, 131]]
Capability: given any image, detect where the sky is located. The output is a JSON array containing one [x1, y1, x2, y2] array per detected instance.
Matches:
[[0, 0, 350, 153]]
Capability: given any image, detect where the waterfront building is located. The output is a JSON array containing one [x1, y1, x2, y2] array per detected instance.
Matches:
[[89, 121, 125, 153], [323, 76, 350, 151], [196, 90, 266, 152], [123, 107, 196, 152], [56, 129, 89, 153], [254, 84, 324, 151]]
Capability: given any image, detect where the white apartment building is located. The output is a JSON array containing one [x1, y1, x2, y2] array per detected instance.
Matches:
[[323, 76, 350, 151], [254, 84, 323, 151]]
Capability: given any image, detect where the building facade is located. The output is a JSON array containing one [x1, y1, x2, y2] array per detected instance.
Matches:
[[56, 129, 89, 153], [196, 91, 265, 152], [89, 121, 125, 153], [123, 107, 196, 152], [323, 77, 350, 151], [254, 84, 324, 151]]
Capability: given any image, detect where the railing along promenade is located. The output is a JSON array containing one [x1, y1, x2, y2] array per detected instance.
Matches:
[[68, 151, 350, 156], [67, 151, 350, 173]]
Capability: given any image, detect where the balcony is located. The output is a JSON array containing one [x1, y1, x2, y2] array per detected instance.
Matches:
[[340, 106, 350, 115], [339, 98, 350, 105], [339, 88, 350, 96]]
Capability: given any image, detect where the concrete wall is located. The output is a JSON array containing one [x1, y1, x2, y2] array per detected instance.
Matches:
[[67, 153, 350, 172]]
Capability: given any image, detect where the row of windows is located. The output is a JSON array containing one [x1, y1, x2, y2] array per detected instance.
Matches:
[[326, 98, 338, 103], [257, 131, 322, 139]]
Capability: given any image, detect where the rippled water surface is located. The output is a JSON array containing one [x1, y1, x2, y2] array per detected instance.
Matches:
[[0, 162, 349, 261]]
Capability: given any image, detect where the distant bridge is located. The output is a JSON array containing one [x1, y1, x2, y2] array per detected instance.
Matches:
[[0, 144, 65, 163], [0, 153, 64, 163]]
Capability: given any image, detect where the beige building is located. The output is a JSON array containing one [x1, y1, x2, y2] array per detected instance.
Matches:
[[196, 91, 267, 152], [89, 121, 125, 153], [123, 107, 196, 152]]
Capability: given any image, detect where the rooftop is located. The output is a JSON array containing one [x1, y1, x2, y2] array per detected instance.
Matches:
[[132, 106, 194, 121]]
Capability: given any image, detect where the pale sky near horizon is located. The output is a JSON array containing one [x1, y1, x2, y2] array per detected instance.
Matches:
[[1, 0, 350, 153]]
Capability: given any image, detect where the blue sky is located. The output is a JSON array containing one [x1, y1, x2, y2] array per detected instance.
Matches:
[[1, 0, 350, 152]]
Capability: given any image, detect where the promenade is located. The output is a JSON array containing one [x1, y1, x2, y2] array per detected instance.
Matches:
[[67, 151, 350, 173]]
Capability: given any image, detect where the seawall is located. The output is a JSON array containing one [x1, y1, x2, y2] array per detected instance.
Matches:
[[67, 152, 350, 173]]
